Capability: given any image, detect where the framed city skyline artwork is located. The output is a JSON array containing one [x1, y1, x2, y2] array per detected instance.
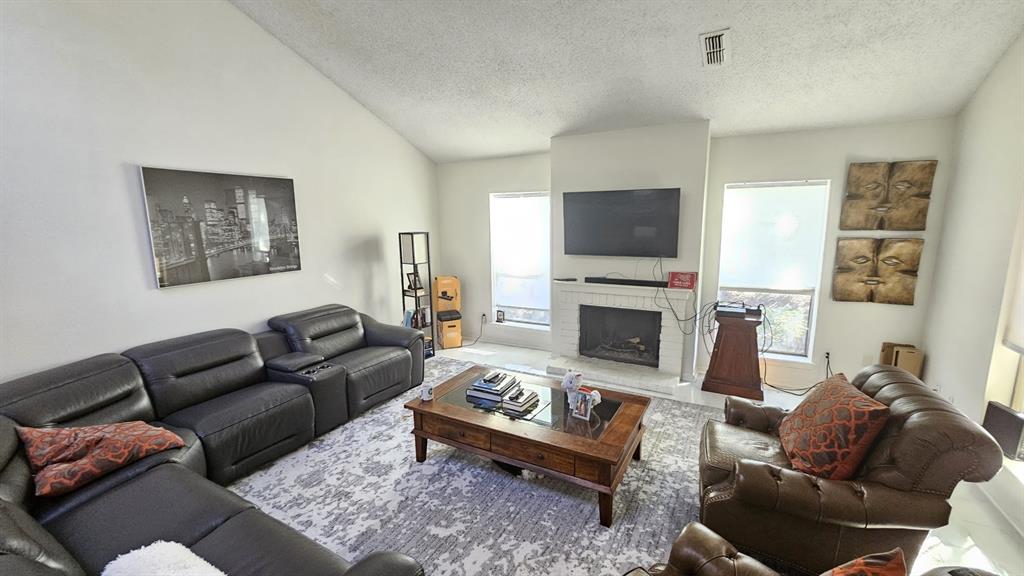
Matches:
[[140, 167, 301, 288]]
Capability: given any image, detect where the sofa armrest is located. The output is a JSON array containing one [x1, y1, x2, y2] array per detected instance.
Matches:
[[360, 314, 423, 349], [664, 522, 778, 576], [344, 552, 424, 576], [733, 459, 951, 530], [266, 352, 325, 373], [724, 397, 788, 435]]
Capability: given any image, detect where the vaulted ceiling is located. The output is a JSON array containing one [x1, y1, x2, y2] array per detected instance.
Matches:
[[232, 0, 1024, 163]]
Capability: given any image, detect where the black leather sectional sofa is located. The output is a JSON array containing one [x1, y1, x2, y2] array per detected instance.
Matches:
[[0, 304, 425, 576]]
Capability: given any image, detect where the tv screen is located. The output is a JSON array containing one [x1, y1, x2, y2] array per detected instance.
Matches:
[[563, 188, 680, 257]]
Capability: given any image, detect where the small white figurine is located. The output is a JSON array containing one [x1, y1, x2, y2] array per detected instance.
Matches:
[[561, 370, 583, 392]]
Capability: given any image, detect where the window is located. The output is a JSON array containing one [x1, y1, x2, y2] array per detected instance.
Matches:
[[718, 181, 829, 357], [490, 192, 551, 326]]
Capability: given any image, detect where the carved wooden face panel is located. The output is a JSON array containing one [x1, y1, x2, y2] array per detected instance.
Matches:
[[833, 238, 923, 305], [840, 161, 936, 231]]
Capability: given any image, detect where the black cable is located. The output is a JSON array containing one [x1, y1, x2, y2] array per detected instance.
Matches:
[[463, 314, 486, 347]]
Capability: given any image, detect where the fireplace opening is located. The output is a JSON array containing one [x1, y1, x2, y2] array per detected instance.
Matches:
[[579, 305, 661, 368]]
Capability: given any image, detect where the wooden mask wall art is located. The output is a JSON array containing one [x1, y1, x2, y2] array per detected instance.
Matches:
[[833, 238, 924, 305], [840, 161, 936, 230]]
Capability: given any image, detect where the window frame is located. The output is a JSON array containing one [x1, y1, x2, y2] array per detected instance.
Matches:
[[717, 180, 831, 359], [488, 191, 551, 328]]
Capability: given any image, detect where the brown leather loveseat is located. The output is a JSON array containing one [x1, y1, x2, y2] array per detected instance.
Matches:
[[697, 365, 1003, 574]]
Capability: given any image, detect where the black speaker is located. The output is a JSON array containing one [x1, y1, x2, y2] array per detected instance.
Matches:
[[982, 401, 1024, 460]]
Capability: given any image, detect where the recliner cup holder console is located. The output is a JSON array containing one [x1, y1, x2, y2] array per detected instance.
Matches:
[[301, 364, 336, 376]]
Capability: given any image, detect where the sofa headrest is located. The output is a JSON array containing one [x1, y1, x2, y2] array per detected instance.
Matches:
[[268, 304, 366, 359], [253, 330, 291, 363], [123, 329, 264, 419], [851, 365, 1003, 496], [0, 354, 153, 427]]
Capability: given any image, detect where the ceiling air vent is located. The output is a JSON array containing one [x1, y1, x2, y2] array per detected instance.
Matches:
[[699, 29, 730, 67]]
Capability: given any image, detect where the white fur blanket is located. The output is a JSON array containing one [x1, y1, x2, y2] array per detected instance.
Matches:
[[101, 541, 226, 576]]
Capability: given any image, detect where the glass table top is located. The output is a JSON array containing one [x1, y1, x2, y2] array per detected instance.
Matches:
[[438, 376, 623, 440]]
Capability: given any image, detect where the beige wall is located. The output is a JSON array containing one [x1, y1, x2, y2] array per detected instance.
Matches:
[[923, 34, 1024, 421], [0, 1, 438, 379], [435, 153, 551, 347], [702, 118, 957, 387]]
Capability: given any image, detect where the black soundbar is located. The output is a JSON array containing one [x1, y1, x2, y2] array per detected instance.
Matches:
[[584, 276, 668, 288]]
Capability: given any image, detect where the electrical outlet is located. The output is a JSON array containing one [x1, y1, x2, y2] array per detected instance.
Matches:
[[481, 313, 487, 323]]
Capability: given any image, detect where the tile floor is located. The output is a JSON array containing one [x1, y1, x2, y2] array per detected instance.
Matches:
[[437, 342, 1024, 576]]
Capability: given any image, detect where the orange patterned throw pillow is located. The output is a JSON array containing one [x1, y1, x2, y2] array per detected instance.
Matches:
[[778, 374, 889, 480], [821, 548, 907, 576], [15, 421, 184, 496]]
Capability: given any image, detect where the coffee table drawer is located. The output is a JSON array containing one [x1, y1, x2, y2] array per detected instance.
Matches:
[[491, 434, 574, 476], [422, 415, 490, 450]]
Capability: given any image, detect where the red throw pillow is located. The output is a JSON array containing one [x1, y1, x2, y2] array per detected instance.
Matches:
[[778, 374, 889, 480], [821, 548, 906, 576], [15, 421, 184, 496]]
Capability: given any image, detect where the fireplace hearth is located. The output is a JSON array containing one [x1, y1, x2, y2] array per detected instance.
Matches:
[[579, 305, 661, 368]]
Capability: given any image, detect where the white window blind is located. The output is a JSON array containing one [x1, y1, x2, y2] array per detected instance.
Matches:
[[490, 192, 551, 326], [718, 181, 830, 356]]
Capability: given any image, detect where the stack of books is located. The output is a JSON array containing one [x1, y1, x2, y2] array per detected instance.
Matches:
[[467, 371, 520, 403], [466, 371, 539, 417], [501, 386, 539, 417]]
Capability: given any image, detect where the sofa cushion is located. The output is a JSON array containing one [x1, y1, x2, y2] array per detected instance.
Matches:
[[330, 346, 411, 417], [162, 383, 313, 484], [268, 304, 366, 359], [0, 354, 154, 427], [16, 422, 184, 496], [31, 424, 204, 526], [44, 463, 253, 575], [699, 419, 790, 491], [123, 329, 266, 419], [0, 499, 84, 576], [823, 547, 906, 576], [0, 415, 33, 508], [779, 374, 890, 480], [192, 508, 350, 576]]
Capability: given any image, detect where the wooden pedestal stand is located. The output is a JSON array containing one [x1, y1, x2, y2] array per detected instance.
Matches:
[[702, 311, 764, 400]]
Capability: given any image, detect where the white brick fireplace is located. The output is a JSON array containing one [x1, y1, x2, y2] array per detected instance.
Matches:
[[547, 280, 694, 394]]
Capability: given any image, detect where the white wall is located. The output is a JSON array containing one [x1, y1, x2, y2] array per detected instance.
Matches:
[[551, 122, 711, 380], [0, 1, 437, 380], [702, 118, 957, 387], [923, 34, 1024, 421], [435, 153, 551, 348]]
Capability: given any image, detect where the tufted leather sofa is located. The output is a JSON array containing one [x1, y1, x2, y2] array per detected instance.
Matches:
[[268, 304, 425, 419], [626, 522, 997, 576], [0, 309, 425, 576], [697, 365, 1003, 575]]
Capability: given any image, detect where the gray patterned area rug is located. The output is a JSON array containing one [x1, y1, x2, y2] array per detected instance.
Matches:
[[230, 356, 721, 576]]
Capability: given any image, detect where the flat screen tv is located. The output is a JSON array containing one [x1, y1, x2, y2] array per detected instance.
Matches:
[[563, 188, 680, 257]]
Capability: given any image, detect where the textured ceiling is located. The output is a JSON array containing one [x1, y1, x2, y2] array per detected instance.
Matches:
[[232, 0, 1024, 163]]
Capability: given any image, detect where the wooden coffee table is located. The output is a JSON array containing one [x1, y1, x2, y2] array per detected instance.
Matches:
[[404, 366, 650, 527]]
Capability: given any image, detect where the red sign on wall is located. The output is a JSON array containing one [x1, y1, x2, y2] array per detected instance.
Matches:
[[667, 272, 698, 290]]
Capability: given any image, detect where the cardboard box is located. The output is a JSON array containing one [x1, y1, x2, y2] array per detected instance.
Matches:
[[880, 341, 924, 377]]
